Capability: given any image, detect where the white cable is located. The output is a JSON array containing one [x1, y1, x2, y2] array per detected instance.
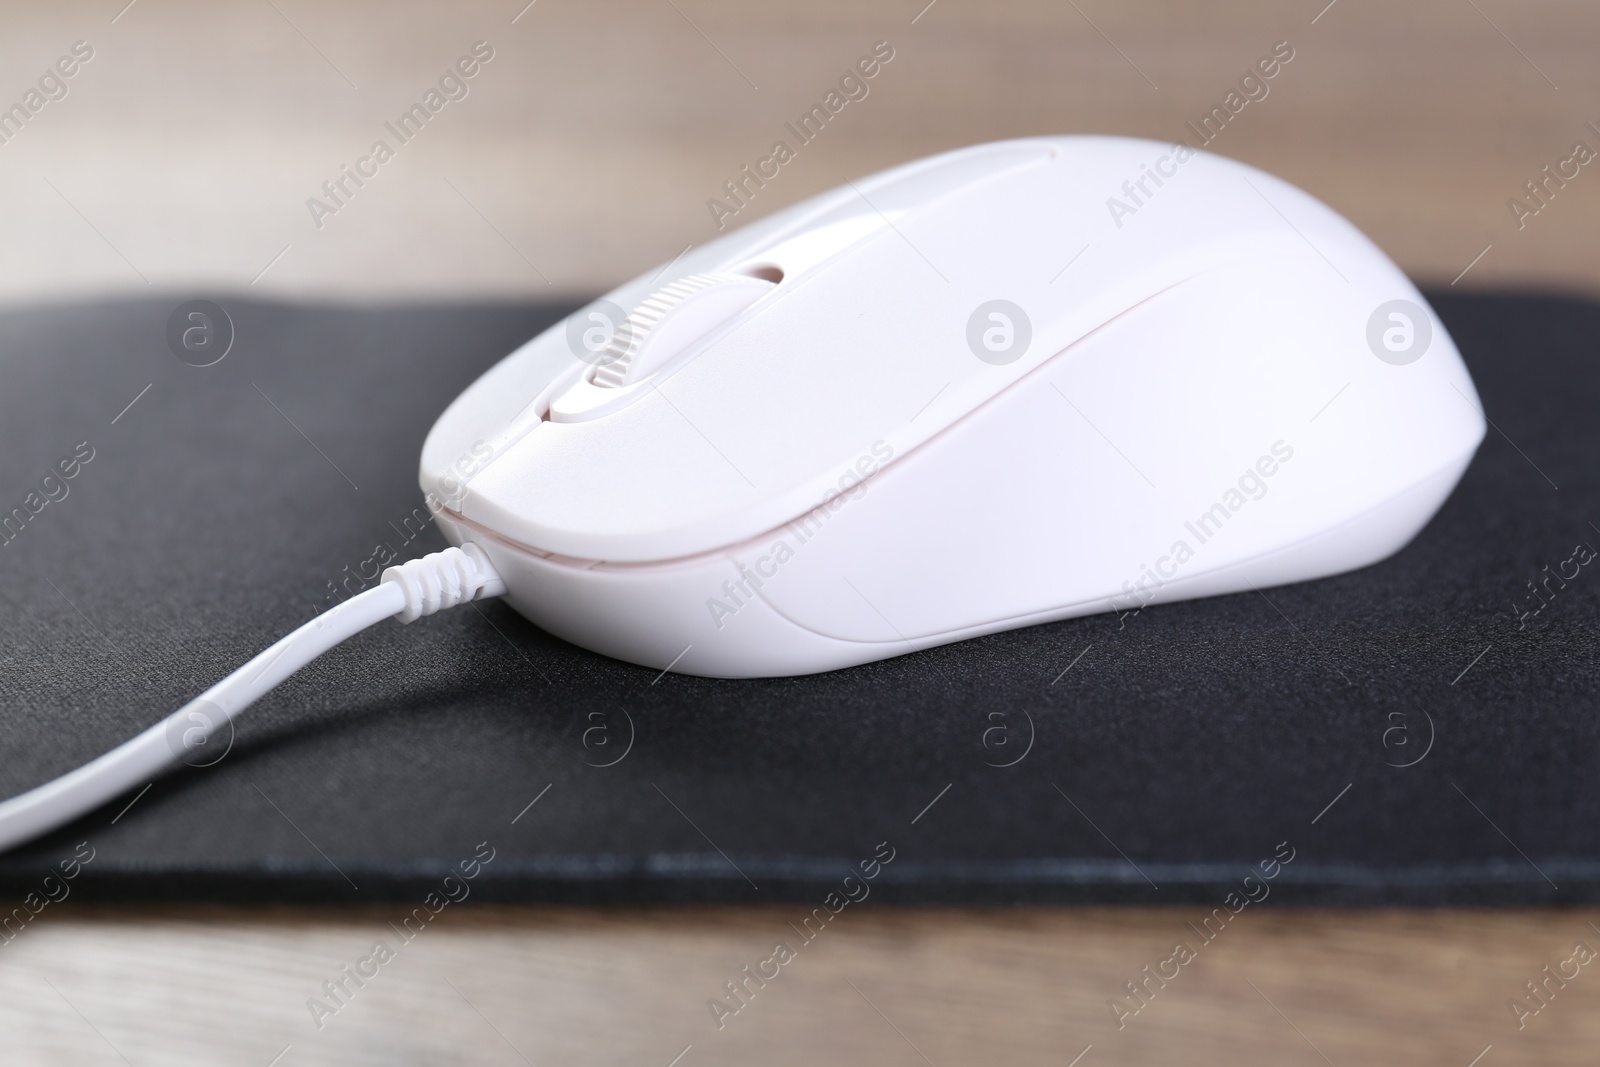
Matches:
[[0, 543, 506, 854]]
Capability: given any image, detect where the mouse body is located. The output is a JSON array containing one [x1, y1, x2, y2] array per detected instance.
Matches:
[[420, 136, 1485, 678]]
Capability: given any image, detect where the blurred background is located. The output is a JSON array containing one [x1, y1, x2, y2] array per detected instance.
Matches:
[[3, 0, 1600, 1063], [1, 0, 1596, 305]]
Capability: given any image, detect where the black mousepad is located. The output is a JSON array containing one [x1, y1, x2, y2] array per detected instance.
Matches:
[[0, 290, 1594, 905]]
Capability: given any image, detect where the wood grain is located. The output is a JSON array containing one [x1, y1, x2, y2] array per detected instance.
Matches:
[[0, 0, 1595, 301], [2, 906, 1598, 1064]]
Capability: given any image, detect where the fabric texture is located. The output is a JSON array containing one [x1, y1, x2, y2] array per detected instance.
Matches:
[[0, 291, 1592, 905]]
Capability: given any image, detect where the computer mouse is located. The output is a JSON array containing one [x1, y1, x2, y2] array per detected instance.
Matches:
[[420, 135, 1486, 679], [0, 134, 1502, 852]]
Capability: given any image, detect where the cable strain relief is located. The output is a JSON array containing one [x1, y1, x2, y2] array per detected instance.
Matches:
[[381, 543, 507, 624]]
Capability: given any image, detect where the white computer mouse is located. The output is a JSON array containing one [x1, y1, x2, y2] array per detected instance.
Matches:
[[419, 136, 1486, 678]]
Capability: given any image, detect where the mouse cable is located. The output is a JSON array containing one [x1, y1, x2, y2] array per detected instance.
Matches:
[[0, 543, 506, 854]]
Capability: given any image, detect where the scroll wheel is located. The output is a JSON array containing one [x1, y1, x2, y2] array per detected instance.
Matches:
[[592, 272, 777, 388]]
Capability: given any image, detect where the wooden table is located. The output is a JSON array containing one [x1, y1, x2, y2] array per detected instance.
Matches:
[[5, 906, 1598, 1064], [1, 1, 1595, 1062]]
